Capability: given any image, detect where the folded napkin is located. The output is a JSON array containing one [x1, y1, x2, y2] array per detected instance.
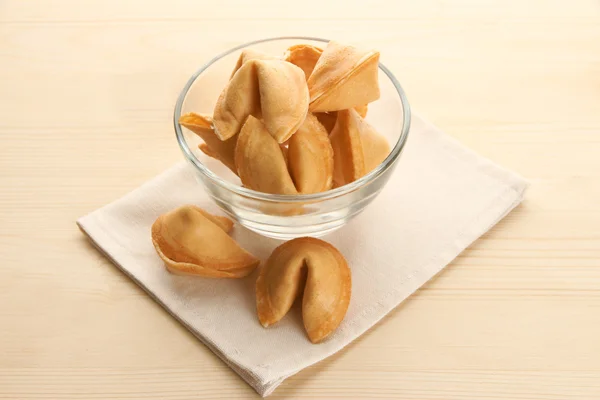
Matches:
[[77, 114, 527, 397]]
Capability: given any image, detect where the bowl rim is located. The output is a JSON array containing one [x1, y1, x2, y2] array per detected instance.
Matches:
[[174, 36, 411, 203]]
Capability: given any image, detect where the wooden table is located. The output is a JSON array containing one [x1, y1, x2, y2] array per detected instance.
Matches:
[[1, 1, 599, 398]]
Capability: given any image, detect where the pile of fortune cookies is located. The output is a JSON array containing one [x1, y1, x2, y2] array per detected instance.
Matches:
[[152, 41, 390, 343]]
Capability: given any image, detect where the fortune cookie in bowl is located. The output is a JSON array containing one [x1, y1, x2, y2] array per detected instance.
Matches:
[[213, 59, 309, 144], [288, 113, 334, 194], [330, 108, 390, 187], [315, 104, 368, 134], [284, 44, 323, 79], [230, 49, 279, 78], [307, 41, 380, 113], [330, 109, 367, 187], [360, 116, 391, 173], [235, 116, 298, 195], [151, 205, 259, 278], [179, 112, 238, 174], [235, 114, 334, 195], [256, 237, 352, 343]]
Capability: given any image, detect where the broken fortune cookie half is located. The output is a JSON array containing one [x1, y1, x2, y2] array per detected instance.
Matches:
[[256, 237, 352, 343], [151, 205, 259, 278]]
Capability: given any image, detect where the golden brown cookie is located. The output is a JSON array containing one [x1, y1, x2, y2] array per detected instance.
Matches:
[[234, 116, 298, 195], [288, 114, 334, 194], [256, 237, 351, 343], [214, 59, 309, 143], [230, 49, 278, 78], [307, 41, 380, 113], [179, 112, 238, 174], [329, 109, 367, 187], [284, 44, 323, 79], [315, 104, 368, 135], [329, 108, 390, 186], [360, 118, 390, 173], [151, 205, 259, 278]]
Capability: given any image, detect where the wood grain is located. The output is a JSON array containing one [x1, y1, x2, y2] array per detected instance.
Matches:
[[1, 0, 599, 398]]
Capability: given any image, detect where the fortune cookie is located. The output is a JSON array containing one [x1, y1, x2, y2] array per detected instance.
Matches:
[[330, 109, 367, 187], [179, 112, 238, 174], [151, 205, 259, 278], [307, 41, 380, 113], [256, 237, 352, 343], [213, 59, 309, 143], [360, 118, 390, 173], [288, 113, 334, 194], [230, 49, 279, 78], [284, 44, 323, 79], [234, 116, 298, 195], [330, 108, 390, 187]]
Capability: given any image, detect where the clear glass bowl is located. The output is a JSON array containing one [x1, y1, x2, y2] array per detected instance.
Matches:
[[174, 36, 411, 239]]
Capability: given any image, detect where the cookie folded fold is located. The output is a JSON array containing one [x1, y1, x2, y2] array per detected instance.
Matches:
[[330, 109, 390, 187], [179, 113, 238, 174], [288, 114, 334, 194], [330, 109, 367, 187], [151, 205, 259, 278], [307, 41, 380, 113], [234, 116, 298, 195], [256, 237, 352, 343], [214, 59, 309, 144], [230, 49, 278, 78], [360, 117, 391, 173], [284, 44, 323, 79]]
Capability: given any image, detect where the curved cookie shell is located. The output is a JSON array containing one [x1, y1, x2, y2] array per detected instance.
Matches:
[[329, 108, 390, 187], [360, 118, 391, 173], [151, 205, 259, 278], [315, 104, 369, 134], [234, 116, 298, 195], [284, 44, 323, 79], [179, 113, 238, 174], [256, 237, 352, 344], [307, 41, 380, 113], [330, 109, 366, 187], [288, 113, 334, 194], [213, 59, 309, 143], [230, 49, 278, 78]]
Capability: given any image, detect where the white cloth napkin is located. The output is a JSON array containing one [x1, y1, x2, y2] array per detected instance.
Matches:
[[77, 114, 527, 397]]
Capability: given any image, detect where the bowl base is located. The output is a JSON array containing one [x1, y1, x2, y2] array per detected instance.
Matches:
[[236, 218, 348, 240]]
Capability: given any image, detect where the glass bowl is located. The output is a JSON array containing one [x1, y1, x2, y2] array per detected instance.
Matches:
[[174, 36, 411, 239]]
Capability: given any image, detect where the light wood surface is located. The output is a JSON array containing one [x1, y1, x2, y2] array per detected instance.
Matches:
[[1, 0, 599, 398]]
